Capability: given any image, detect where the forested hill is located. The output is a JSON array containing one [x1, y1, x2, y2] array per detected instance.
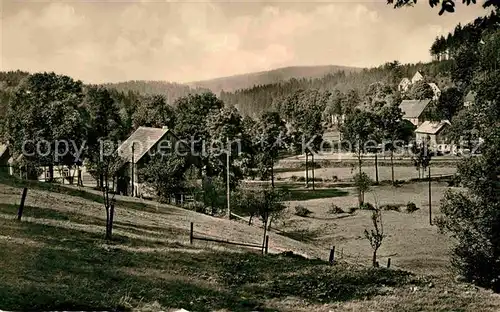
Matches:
[[188, 65, 362, 94], [221, 61, 454, 116], [102, 80, 210, 105]]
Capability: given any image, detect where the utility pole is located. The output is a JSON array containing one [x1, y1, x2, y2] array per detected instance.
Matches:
[[131, 142, 135, 197], [428, 165, 432, 225], [226, 140, 231, 219]]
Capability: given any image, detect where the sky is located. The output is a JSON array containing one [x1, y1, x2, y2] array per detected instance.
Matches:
[[0, 0, 490, 84]]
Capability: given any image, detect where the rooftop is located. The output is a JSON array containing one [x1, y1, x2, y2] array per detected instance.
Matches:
[[399, 99, 432, 119]]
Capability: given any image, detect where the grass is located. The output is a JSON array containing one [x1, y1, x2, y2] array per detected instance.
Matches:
[[0, 214, 417, 311], [2, 176, 500, 311]]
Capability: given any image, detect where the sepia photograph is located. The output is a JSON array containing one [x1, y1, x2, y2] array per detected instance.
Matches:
[[0, 0, 499, 311]]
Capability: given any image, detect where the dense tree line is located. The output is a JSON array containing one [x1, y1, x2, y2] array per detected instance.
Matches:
[[220, 61, 454, 116]]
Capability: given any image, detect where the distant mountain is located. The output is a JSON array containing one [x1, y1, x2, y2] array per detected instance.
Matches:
[[103, 80, 210, 105], [188, 65, 363, 94]]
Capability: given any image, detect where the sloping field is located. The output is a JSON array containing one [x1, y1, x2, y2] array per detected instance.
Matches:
[[1, 176, 500, 311]]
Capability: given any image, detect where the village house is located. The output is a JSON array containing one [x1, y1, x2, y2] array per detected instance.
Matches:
[[464, 90, 477, 107], [116, 126, 194, 199], [398, 77, 411, 93], [427, 82, 441, 101], [411, 71, 424, 84], [399, 99, 432, 126], [415, 120, 451, 152]]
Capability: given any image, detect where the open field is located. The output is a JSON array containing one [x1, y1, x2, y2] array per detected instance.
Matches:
[[276, 166, 457, 182], [277, 182, 455, 276], [2, 176, 500, 311]]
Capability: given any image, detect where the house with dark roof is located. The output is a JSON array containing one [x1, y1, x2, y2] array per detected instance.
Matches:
[[399, 99, 432, 126], [116, 126, 193, 198]]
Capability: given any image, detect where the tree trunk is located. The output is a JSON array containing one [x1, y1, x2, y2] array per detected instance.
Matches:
[[271, 165, 275, 189], [48, 164, 54, 182], [305, 152, 309, 188], [374, 153, 379, 184], [262, 212, 269, 254], [248, 214, 253, 226], [390, 150, 395, 184], [372, 249, 378, 267], [311, 153, 315, 191]]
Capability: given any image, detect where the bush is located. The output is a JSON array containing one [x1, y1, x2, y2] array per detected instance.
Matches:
[[295, 205, 313, 217], [360, 202, 376, 210], [406, 202, 419, 213], [290, 175, 298, 181], [332, 175, 339, 182], [328, 204, 344, 214], [276, 176, 282, 181], [296, 177, 306, 182], [184, 201, 206, 214], [348, 207, 358, 214], [381, 204, 401, 212]]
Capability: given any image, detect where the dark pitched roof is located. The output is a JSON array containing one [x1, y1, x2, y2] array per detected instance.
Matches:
[[399, 99, 431, 119], [117, 127, 170, 164]]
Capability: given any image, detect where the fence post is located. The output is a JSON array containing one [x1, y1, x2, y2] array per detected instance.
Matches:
[[387, 258, 391, 268], [264, 235, 269, 255], [17, 187, 28, 221], [190, 222, 194, 245], [329, 246, 335, 265]]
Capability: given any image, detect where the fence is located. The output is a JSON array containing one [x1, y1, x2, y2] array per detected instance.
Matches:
[[189, 222, 269, 255]]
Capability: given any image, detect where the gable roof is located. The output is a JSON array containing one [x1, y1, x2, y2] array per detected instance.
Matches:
[[117, 127, 171, 164], [399, 99, 432, 119], [415, 120, 451, 135], [465, 90, 477, 102], [412, 71, 424, 82]]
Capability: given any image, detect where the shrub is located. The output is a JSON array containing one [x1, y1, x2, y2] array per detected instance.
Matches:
[[381, 204, 401, 212], [276, 176, 282, 181], [348, 207, 358, 214], [297, 177, 306, 182], [360, 202, 376, 210], [332, 175, 339, 182], [295, 205, 313, 217], [290, 175, 298, 181], [406, 202, 419, 213], [328, 204, 344, 214], [184, 201, 206, 214]]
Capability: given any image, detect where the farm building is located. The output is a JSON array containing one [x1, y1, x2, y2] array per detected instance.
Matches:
[[115, 126, 195, 199], [399, 99, 432, 126], [415, 120, 451, 149]]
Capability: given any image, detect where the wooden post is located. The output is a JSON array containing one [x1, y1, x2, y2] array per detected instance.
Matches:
[[131, 143, 135, 197], [428, 165, 432, 225], [17, 187, 28, 221], [387, 258, 391, 268], [226, 140, 231, 219], [190, 222, 194, 245], [264, 235, 269, 255], [329, 246, 335, 265]]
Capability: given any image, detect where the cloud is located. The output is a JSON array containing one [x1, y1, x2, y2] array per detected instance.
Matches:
[[0, 1, 486, 83]]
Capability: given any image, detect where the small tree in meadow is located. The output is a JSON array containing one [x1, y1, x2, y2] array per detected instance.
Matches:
[[354, 172, 372, 207], [364, 203, 385, 267]]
